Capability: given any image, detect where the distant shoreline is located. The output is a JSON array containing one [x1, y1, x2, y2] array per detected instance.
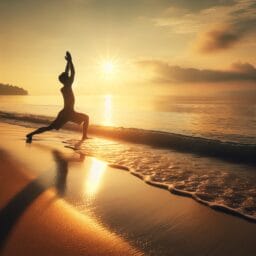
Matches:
[[0, 83, 28, 95]]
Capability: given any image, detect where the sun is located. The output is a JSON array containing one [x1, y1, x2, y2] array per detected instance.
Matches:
[[101, 60, 115, 75], [97, 56, 120, 79]]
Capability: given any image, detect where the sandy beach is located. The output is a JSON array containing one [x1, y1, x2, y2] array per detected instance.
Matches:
[[0, 121, 255, 256], [2, 0, 256, 254], [0, 122, 141, 256]]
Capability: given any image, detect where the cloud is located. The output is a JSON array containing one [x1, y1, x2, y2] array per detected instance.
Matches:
[[153, 0, 256, 52], [196, 24, 240, 53], [195, 0, 256, 52], [136, 60, 256, 84], [196, 16, 256, 53], [231, 62, 256, 73]]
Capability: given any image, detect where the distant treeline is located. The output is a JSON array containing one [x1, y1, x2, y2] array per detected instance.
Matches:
[[0, 83, 28, 95]]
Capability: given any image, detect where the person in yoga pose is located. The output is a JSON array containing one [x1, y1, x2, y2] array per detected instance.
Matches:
[[26, 51, 89, 143]]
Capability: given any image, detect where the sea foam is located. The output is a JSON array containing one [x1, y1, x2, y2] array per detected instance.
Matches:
[[1, 111, 256, 222], [1, 111, 255, 164]]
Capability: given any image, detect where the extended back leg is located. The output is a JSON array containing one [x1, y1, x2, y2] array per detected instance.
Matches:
[[26, 125, 53, 143]]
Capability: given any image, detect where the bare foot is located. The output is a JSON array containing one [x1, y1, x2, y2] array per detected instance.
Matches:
[[26, 134, 33, 144]]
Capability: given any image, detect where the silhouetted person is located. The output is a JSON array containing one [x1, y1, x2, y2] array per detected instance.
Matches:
[[26, 51, 89, 143]]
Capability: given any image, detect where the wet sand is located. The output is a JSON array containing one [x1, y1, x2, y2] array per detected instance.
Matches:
[[0, 122, 256, 256], [0, 123, 141, 256]]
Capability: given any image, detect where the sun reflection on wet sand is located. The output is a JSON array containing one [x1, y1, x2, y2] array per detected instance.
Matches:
[[103, 94, 112, 126], [85, 159, 107, 198]]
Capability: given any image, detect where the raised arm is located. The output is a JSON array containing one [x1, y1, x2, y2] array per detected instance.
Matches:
[[64, 60, 69, 74], [65, 51, 75, 83], [69, 58, 75, 82]]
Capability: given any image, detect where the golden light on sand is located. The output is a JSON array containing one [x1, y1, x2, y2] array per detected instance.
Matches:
[[85, 159, 107, 197], [102, 60, 115, 75], [103, 94, 112, 126]]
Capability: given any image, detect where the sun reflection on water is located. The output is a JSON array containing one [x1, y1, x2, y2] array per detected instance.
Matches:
[[84, 159, 107, 198]]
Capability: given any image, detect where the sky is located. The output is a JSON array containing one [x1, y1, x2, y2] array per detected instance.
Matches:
[[0, 0, 255, 97]]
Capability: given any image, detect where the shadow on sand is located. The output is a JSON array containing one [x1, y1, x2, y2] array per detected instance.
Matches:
[[0, 146, 85, 251]]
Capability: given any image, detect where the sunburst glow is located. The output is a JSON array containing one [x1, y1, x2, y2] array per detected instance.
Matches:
[[102, 60, 115, 74]]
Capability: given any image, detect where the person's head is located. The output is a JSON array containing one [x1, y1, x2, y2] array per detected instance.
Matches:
[[58, 72, 69, 85]]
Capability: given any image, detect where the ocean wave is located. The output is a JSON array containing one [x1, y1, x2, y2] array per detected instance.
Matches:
[[62, 137, 256, 223], [0, 111, 255, 164], [1, 111, 256, 222]]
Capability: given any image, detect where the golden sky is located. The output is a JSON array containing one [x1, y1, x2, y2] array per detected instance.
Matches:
[[0, 0, 255, 96]]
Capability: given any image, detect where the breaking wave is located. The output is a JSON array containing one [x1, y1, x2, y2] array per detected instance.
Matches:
[[1, 111, 255, 164], [1, 111, 256, 222]]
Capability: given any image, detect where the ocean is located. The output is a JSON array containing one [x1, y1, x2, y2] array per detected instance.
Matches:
[[0, 94, 256, 221], [0, 94, 255, 144]]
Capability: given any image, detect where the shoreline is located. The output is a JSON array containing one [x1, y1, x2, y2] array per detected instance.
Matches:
[[1, 111, 256, 165], [0, 123, 141, 255], [0, 121, 256, 255], [2, 119, 256, 223]]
